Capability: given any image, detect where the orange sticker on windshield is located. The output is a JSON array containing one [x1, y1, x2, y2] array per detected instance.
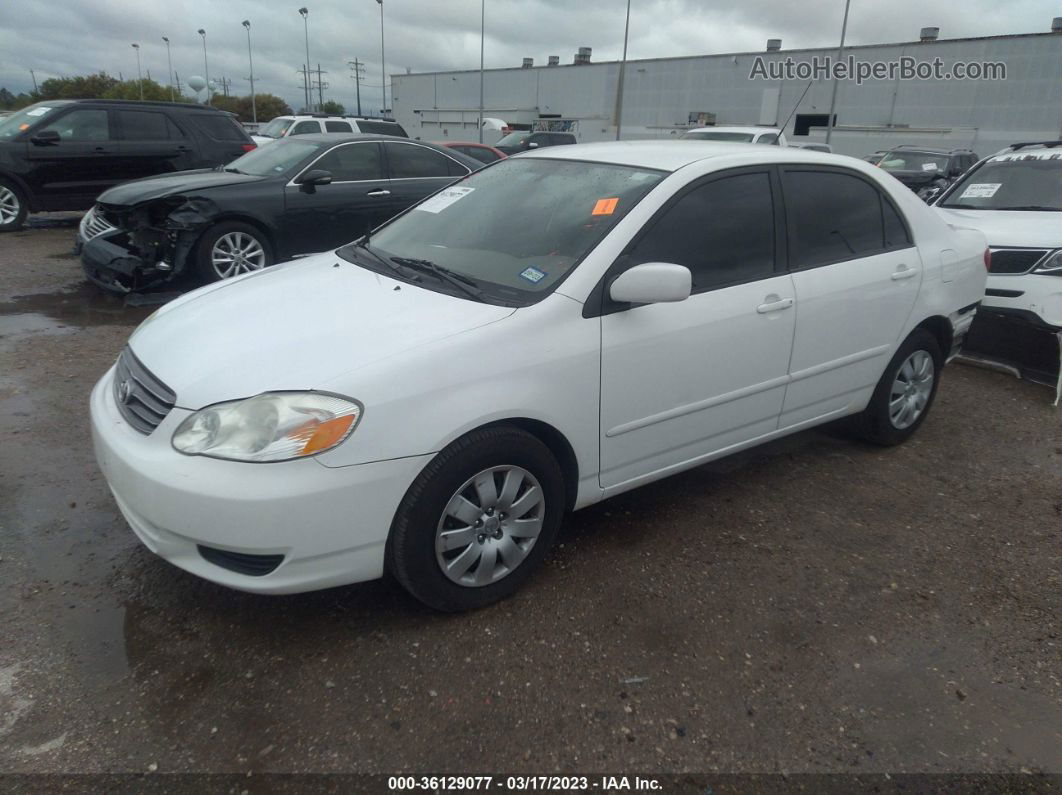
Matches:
[[592, 197, 619, 215]]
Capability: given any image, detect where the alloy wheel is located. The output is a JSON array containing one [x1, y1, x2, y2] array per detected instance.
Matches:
[[211, 231, 266, 279], [0, 186, 20, 225], [889, 350, 934, 429], [435, 465, 545, 587]]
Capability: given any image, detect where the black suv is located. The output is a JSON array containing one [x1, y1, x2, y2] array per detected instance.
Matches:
[[875, 146, 979, 203], [0, 99, 255, 231], [494, 131, 577, 155]]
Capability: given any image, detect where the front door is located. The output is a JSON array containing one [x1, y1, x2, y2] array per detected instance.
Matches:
[[24, 107, 123, 209], [599, 170, 796, 491], [282, 141, 393, 255]]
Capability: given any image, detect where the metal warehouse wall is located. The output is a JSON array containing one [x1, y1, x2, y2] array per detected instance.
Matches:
[[392, 32, 1062, 157]]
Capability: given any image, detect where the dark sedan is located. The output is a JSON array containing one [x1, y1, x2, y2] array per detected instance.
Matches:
[[77, 134, 479, 293]]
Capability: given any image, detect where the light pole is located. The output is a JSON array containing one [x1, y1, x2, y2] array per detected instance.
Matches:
[[162, 36, 175, 101], [298, 8, 311, 112], [198, 29, 210, 105], [614, 0, 631, 140], [825, 0, 851, 146], [478, 0, 484, 142], [242, 20, 257, 123], [376, 0, 386, 115], [132, 43, 143, 100]]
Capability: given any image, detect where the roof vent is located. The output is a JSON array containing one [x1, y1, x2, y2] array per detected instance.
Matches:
[[522, 57, 533, 68], [919, 26, 939, 42], [574, 46, 592, 65], [547, 55, 559, 66], [1053, 16, 1062, 32], [766, 39, 782, 51]]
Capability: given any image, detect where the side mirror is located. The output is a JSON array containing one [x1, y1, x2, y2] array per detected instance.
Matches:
[[30, 130, 61, 146], [298, 169, 333, 193], [609, 262, 692, 305], [527, 141, 539, 149]]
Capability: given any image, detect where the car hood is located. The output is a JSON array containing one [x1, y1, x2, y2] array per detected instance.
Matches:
[[933, 207, 1062, 248], [128, 252, 515, 409], [98, 169, 267, 206]]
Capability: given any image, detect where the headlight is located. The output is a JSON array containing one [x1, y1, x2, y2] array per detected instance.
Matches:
[[172, 392, 362, 462], [1034, 249, 1062, 275]]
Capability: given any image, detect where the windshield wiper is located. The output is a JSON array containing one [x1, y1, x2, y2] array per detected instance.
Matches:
[[390, 257, 485, 301], [994, 205, 1062, 212], [351, 240, 422, 282], [223, 166, 243, 174]]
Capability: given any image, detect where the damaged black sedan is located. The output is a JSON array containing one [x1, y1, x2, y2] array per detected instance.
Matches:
[[77, 134, 478, 293]]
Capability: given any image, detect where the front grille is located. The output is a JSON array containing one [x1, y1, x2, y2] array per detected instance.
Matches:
[[112, 347, 176, 435], [80, 205, 117, 240], [988, 248, 1049, 275], [197, 546, 285, 576]]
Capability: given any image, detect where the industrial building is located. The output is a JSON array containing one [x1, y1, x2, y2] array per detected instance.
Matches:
[[392, 19, 1062, 157]]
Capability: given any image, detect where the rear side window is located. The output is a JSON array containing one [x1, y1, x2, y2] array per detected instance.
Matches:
[[758, 133, 779, 144], [289, 120, 321, 136], [189, 113, 248, 141], [385, 142, 467, 178], [783, 170, 888, 268], [311, 143, 384, 181], [626, 171, 775, 292], [118, 110, 184, 141], [356, 120, 407, 136], [324, 120, 353, 133]]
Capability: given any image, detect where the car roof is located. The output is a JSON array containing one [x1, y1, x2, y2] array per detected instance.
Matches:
[[685, 126, 781, 135], [519, 140, 861, 172], [282, 133, 481, 167], [64, 98, 230, 112], [438, 141, 495, 147]]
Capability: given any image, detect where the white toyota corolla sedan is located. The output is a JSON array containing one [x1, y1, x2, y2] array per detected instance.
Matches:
[[90, 142, 987, 611]]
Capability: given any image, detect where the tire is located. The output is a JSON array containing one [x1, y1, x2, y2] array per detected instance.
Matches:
[[0, 179, 28, 232], [194, 221, 273, 284], [853, 329, 943, 446], [387, 426, 566, 612]]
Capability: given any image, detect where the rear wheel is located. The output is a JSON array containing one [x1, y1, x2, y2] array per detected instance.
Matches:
[[853, 329, 942, 446], [387, 426, 566, 612], [0, 179, 28, 232], [194, 221, 273, 283]]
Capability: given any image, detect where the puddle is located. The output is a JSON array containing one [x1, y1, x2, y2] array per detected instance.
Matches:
[[0, 313, 76, 339], [0, 283, 154, 328], [24, 214, 80, 230]]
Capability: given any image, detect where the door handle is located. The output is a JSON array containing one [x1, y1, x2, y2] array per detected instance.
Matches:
[[367, 189, 391, 197], [891, 265, 917, 280], [92, 146, 110, 153], [756, 297, 794, 314]]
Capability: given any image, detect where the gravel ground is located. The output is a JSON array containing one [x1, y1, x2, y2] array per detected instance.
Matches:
[[0, 219, 1059, 778]]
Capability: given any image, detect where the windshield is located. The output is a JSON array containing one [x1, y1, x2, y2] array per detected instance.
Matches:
[[258, 117, 294, 139], [339, 158, 666, 305], [495, 132, 531, 148], [682, 130, 756, 142], [0, 102, 64, 140], [878, 151, 948, 173], [225, 139, 320, 176], [940, 153, 1062, 210]]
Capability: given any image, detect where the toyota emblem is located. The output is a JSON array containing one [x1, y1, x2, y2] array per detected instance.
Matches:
[[118, 379, 133, 403]]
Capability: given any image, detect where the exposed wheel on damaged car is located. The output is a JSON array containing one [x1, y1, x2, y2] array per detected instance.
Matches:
[[195, 221, 274, 283]]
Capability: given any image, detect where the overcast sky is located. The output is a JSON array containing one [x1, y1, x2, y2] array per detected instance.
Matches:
[[1, 0, 1058, 113]]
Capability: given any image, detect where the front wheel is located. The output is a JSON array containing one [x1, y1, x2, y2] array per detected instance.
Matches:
[[853, 329, 942, 446], [387, 426, 566, 612], [194, 221, 273, 284], [0, 179, 28, 232]]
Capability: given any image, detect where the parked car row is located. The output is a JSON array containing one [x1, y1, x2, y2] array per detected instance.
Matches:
[[250, 113, 407, 145]]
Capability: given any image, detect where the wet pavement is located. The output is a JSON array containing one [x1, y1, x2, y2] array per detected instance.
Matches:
[[0, 222, 1060, 776]]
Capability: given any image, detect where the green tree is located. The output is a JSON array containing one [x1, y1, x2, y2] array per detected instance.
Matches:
[[319, 100, 345, 116]]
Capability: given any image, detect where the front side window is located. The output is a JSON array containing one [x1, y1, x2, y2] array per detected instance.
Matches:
[[340, 158, 665, 305], [783, 170, 890, 268], [289, 120, 321, 136], [625, 172, 775, 292], [40, 108, 110, 141], [939, 154, 1062, 211], [385, 143, 465, 178], [311, 143, 383, 181], [0, 103, 65, 140]]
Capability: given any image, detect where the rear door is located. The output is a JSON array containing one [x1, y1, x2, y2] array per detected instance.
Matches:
[[114, 108, 196, 182], [779, 167, 921, 427], [23, 106, 123, 208], [324, 120, 353, 135], [282, 140, 391, 254], [382, 141, 470, 212]]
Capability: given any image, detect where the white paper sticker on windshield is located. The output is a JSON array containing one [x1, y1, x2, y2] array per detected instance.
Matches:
[[920, 162, 939, 171], [415, 186, 474, 214], [960, 183, 1001, 199], [26, 107, 51, 117]]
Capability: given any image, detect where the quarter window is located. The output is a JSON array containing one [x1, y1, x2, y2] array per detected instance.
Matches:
[[310, 143, 384, 181], [626, 172, 776, 292], [783, 170, 887, 268], [385, 142, 467, 178]]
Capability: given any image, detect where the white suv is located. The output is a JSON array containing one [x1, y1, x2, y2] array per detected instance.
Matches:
[[681, 125, 788, 146], [933, 141, 1062, 385], [251, 115, 407, 145]]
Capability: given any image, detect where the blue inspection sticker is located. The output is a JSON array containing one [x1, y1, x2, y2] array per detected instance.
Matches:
[[519, 267, 547, 284]]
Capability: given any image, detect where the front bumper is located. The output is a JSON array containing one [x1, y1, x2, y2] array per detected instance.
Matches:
[[90, 365, 433, 594]]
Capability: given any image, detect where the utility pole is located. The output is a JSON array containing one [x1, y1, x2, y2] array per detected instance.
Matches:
[[217, 76, 232, 97], [162, 36, 175, 102], [298, 8, 311, 112], [825, 0, 852, 146], [29, 69, 38, 94], [316, 63, 326, 108], [478, 0, 484, 142], [376, 0, 387, 114], [242, 20, 256, 123], [174, 72, 184, 97], [615, 0, 631, 140], [349, 59, 364, 115]]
